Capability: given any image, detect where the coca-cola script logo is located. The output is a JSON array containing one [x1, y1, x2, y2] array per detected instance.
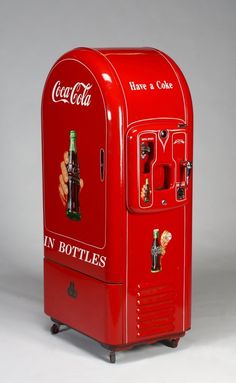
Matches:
[[52, 80, 92, 106]]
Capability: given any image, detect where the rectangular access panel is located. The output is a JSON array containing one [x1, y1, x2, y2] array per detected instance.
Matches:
[[41, 47, 193, 362]]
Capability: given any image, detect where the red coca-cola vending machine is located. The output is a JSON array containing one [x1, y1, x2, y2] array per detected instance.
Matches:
[[41, 47, 193, 363]]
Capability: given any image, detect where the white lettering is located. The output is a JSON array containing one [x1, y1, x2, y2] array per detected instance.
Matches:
[[91, 253, 99, 266], [174, 139, 185, 144], [156, 80, 173, 90], [78, 248, 85, 260], [52, 80, 92, 106], [99, 256, 107, 268], [129, 81, 147, 91], [44, 235, 55, 249], [84, 250, 92, 263], [65, 244, 72, 255], [56, 239, 106, 268], [58, 240, 66, 253]]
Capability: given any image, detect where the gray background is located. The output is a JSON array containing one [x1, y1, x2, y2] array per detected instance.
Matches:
[[0, 0, 235, 381]]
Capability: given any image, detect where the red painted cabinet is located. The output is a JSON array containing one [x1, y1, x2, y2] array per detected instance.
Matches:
[[41, 47, 193, 362]]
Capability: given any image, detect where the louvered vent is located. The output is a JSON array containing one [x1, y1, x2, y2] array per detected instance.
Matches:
[[136, 283, 176, 338]]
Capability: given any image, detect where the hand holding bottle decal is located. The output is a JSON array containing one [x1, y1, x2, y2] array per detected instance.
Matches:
[[58, 131, 84, 221], [59, 151, 84, 206]]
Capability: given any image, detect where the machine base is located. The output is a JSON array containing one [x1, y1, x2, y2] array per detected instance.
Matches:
[[49, 317, 185, 363]]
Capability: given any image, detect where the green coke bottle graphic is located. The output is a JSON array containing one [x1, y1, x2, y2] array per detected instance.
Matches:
[[66, 130, 81, 221], [151, 229, 161, 272]]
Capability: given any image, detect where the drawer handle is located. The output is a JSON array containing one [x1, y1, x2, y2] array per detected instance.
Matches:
[[67, 281, 77, 299]]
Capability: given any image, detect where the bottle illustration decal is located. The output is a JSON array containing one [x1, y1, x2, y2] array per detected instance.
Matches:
[[66, 130, 81, 221], [151, 229, 172, 272], [151, 229, 161, 272], [143, 178, 151, 203]]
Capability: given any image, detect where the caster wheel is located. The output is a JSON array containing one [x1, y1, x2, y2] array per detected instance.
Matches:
[[109, 351, 116, 364], [50, 323, 60, 334], [162, 338, 180, 348]]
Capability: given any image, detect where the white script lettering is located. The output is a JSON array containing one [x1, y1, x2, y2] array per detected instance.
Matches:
[[52, 80, 92, 106]]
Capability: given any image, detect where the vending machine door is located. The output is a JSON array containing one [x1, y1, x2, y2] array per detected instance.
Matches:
[[42, 58, 108, 280], [126, 119, 192, 344]]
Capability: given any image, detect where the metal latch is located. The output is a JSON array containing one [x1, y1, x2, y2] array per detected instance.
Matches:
[[181, 160, 192, 185]]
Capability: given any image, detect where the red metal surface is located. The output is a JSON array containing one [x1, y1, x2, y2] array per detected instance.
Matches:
[[41, 47, 193, 349], [44, 259, 123, 345]]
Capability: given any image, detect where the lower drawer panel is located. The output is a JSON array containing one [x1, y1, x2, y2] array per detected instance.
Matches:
[[44, 258, 123, 345]]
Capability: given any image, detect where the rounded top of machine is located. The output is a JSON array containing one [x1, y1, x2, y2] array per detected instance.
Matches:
[[44, 47, 192, 128], [49, 47, 192, 127]]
